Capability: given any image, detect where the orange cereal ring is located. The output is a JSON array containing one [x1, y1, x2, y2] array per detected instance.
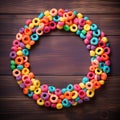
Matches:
[[91, 80, 101, 89], [101, 53, 109, 61], [65, 19, 73, 26], [24, 28, 32, 35], [101, 72, 107, 80], [59, 94, 65, 100], [17, 47, 22, 51], [28, 72, 35, 79], [29, 40, 35, 46], [24, 62, 30, 68], [67, 11, 75, 20], [86, 20, 92, 25], [57, 99, 62, 103], [64, 91, 72, 100], [89, 65, 96, 72], [22, 35, 31, 44], [23, 87, 28, 94], [15, 56, 24, 65], [40, 18, 49, 26]]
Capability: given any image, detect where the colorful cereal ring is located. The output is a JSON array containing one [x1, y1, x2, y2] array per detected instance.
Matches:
[[10, 8, 111, 109]]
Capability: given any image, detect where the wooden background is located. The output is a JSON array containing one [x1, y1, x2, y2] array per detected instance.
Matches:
[[0, 0, 120, 120]]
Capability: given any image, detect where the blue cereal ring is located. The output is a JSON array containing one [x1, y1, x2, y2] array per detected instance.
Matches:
[[31, 33, 39, 41], [90, 37, 99, 45], [90, 24, 97, 31], [48, 86, 56, 93]]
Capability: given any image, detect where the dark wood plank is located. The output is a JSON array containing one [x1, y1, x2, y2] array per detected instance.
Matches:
[[0, 14, 119, 35], [0, 76, 119, 120], [0, 0, 120, 120], [0, 0, 120, 14], [0, 36, 120, 75]]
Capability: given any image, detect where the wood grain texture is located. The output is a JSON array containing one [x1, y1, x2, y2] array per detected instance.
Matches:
[[0, 0, 120, 14], [0, 0, 120, 120]]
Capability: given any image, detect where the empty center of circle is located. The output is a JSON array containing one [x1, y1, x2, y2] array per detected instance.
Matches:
[[29, 31, 90, 87]]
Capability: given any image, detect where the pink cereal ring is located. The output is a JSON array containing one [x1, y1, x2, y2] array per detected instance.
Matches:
[[26, 19, 32, 26], [74, 84, 81, 91], [22, 75, 30, 81], [24, 79, 32, 87], [87, 72, 95, 80], [13, 39, 20, 47], [41, 84, 48, 92], [55, 88, 62, 96], [57, 21, 64, 27], [33, 94, 39, 100], [78, 90, 86, 99], [104, 47, 110, 54]]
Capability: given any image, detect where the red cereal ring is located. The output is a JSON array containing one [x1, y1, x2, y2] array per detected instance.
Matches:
[[98, 41, 106, 48], [78, 90, 86, 99]]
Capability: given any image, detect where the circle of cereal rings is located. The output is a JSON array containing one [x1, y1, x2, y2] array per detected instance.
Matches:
[[10, 8, 111, 109]]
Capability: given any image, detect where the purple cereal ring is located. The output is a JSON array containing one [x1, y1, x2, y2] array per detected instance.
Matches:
[[40, 92, 49, 100], [9, 51, 16, 59]]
